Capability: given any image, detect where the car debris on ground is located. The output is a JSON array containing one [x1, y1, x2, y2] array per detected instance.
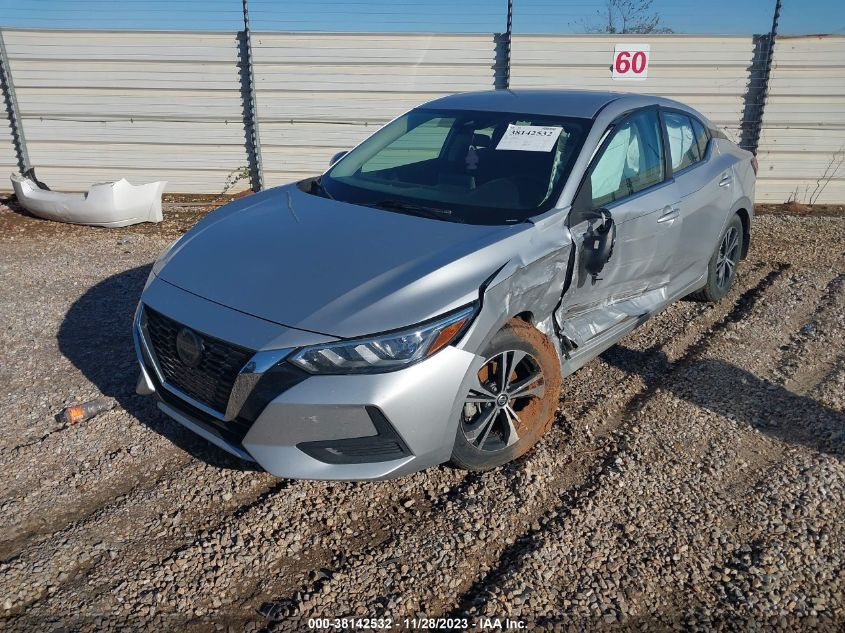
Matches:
[[56, 397, 117, 426], [10, 172, 166, 228]]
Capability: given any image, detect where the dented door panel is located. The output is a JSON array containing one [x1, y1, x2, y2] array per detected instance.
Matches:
[[556, 178, 682, 346]]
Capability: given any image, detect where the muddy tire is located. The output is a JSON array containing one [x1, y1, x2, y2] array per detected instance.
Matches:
[[691, 213, 744, 303], [450, 319, 562, 471]]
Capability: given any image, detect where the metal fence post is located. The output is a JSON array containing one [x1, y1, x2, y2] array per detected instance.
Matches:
[[739, 0, 781, 155], [495, 0, 513, 90], [240, 0, 264, 192], [0, 29, 31, 176], [504, 0, 513, 90]]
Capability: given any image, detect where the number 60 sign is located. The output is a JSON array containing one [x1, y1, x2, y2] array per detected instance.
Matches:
[[612, 44, 650, 80]]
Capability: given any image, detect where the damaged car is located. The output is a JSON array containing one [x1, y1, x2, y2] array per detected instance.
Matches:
[[133, 90, 756, 480]]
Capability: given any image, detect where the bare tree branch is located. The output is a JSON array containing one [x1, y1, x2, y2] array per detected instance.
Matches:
[[579, 0, 673, 34], [808, 146, 845, 205]]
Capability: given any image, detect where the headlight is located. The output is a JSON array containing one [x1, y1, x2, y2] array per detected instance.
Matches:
[[289, 304, 477, 374]]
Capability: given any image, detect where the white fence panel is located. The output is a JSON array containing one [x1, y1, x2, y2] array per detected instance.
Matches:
[[252, 32, 498, 186], [510, 35, 756, 143], [1, 30, 844, 203], [0, 29, 249, 193], [757, 36, 845, 203]]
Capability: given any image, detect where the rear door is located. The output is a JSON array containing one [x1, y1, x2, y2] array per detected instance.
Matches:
[[662, 110, 735, 287], [557, 107, 682, 345]]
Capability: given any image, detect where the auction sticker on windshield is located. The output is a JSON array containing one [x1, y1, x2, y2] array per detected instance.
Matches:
[[495, 124, 563, 152]]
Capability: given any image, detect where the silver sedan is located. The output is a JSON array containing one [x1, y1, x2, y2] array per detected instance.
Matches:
[[133, 89, 756, 480]]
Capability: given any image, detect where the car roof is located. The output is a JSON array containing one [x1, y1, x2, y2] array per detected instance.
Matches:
[[422, 89, 642, 119]]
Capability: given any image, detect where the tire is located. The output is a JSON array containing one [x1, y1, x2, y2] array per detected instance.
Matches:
[[450, 319, 562, 471], [690, 213, 744, 303]]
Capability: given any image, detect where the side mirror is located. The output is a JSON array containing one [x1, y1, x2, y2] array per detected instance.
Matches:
[[581, 208, 616, 277], [329, 150, 348, 166]]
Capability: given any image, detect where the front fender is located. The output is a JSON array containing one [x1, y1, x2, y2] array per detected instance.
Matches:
[[456, 212, 573, 370]]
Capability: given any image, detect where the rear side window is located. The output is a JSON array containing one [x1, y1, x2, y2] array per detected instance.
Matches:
[[664, 112, 702, 172], [584, 109, 665, 208], [691, 117, 710, 158]]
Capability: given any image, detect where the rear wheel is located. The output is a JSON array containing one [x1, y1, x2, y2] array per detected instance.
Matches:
[[450, 319, 561, 471], [691, 213, 744, 302]]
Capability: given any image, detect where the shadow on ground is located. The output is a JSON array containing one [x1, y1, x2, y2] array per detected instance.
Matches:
[[602, 345, 844, 460], [57, 264, 260, 472]]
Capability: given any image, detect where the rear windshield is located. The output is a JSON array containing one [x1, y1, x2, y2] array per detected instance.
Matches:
[[316, 108, 589, 225]]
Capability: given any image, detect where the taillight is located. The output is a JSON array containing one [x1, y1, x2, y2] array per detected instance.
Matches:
[[751, 157, 759, 175]]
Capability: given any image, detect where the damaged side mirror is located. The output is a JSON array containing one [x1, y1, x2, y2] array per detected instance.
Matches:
[[581, 208, 616, 277], [329, 151, 348, 166]]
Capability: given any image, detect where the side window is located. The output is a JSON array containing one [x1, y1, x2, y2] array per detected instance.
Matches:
[[585, 109, 665, 208], [664, 112, 701, 171], [361, 116, 453, 173], [691, 117, 710, 158]]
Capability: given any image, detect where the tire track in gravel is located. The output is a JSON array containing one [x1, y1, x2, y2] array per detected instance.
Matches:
[[7, 458, 472, 631], [0, 396, 211, 553], [771, 272, 845, 381], [520, 429, 791, 631], [3, 472, 307, 629], [103, 470, 469, 632], [0, 403, 262, 561], [624, 262, 845, 625], [219, 266, 785, 632], [674, 457, 845, 631], [439, 265, 792, 624], [0, 456, 278, 619], [0, 443, 191, 561], [774, 269, 845, 409], [809, 356, 845, 417], [657, 411, 845, 630]]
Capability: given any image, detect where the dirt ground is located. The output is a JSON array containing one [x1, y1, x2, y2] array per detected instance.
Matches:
[[0, 198, 843, 632]]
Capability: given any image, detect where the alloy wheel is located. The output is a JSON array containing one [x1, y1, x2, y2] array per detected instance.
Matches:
[[716, 226, 740, 290], [460, 350, 546, 452]]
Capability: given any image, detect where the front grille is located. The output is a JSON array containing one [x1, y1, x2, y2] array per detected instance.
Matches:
[[143, 306, 254, 414]]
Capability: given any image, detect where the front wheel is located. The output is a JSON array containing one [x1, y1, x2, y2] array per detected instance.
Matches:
[[450, 319, 561, 471], [691, 213, 744, 303]]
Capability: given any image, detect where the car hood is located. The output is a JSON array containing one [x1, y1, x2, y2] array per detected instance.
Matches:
[[156, 184, 527, 338]]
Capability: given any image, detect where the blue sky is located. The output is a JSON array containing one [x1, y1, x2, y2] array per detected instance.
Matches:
[[0, 0, 842, 34]]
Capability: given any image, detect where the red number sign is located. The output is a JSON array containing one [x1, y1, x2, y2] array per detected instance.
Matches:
[[612, 44, 650, 80]]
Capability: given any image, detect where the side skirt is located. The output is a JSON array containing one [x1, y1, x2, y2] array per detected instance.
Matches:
[[559, 273, 706, 377]]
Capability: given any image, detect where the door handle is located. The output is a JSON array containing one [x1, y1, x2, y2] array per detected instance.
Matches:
[[657, 205, 680, 223], [719, 173, 732, 187]]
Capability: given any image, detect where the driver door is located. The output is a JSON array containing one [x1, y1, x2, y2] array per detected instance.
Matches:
[[556, 108, 682, 346]]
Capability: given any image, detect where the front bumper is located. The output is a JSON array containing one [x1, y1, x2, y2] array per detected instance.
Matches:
[[133, 282, 482, 480]]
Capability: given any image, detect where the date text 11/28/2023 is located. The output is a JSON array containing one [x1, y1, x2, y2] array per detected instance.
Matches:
[[306, 617, 528, 630]]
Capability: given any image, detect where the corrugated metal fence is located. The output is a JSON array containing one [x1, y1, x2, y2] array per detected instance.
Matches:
[[251, 33, 497, 186], [758, 36, 845, 204], [0, 30, 248, 192], [1, 29, 843, 203], [510, 35, 753, 148]]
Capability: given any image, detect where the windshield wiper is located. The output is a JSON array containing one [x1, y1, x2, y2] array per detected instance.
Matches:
[[311, 177, 335, 200], [369, 199, 463, 222]]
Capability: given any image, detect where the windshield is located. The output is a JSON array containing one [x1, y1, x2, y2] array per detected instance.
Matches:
[[316, 108, 589, 225]]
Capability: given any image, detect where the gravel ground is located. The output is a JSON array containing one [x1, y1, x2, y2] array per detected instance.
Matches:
[[0, 199, 843, 632]]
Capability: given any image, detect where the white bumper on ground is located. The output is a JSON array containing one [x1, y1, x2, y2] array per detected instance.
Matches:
[[11, 173, 166, 227]]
